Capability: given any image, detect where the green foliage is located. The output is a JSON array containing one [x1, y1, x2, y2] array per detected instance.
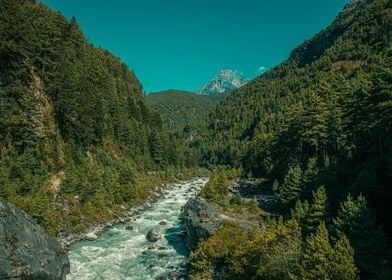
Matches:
[[333, 194, 391, 278], [146, 90, 221, 132], [306, 186, 328, 235], [190, 220, 302, 280], [0, 0, 190, 235], [280, 164, 303, 207], [190, 220, 359, 280], [199, 170, 229, 203], [331, 235, 360, 280], [300, 223, 335, 279], [300, 223, 358, 280], [290, 199, 310, 228]]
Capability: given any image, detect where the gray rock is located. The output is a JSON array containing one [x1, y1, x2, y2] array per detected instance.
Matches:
[[182, 198, 224, 250], [125, 225, 134, 231], [104, 222, 113, 229], [146, 229, 161, 242], [85, 232, 97, 241], [159, 220, 168, 225], [0, 199, 70, 279]]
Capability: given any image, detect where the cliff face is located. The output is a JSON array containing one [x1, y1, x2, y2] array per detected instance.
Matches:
[[0, 199, 70, 279]]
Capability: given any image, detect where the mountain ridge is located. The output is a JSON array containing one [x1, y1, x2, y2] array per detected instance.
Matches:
[[198, 69, 249, 95]]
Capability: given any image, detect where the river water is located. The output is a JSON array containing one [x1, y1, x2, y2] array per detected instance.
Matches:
[[67, 178, 208, 280]]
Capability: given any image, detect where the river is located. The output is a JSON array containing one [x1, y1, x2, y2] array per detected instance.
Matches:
[[67, 178, 208, 280]]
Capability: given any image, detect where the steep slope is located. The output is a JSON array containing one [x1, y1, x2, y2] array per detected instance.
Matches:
[[0, 0, 185, 235], [198, 69, 248, 95], [193, 0, 392, 278], [146, 90, 220, 131]]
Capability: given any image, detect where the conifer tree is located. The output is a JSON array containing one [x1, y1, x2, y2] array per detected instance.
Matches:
[[280, 164, 302, 207], [300, 223, 358, 279], [300, 223, 333, 279], [305, 186, 327, 235], [290, 199, 310, 236], [331, 235, 359, 280], [333, 194, 388, 278]]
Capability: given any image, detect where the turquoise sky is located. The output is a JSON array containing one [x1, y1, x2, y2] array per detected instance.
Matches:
[[44, 0, 350, 93]]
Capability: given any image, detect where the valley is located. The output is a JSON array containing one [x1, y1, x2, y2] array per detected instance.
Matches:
[[0, 0, 391, 279]]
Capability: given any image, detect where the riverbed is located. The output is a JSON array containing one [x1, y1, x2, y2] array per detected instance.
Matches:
[[67, 178, 208, 280]]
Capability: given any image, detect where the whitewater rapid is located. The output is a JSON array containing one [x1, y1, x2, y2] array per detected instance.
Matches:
[[67, 178, 208, 280]]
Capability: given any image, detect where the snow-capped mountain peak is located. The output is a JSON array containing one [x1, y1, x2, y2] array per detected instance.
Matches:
[[198, 69, 248, 95]]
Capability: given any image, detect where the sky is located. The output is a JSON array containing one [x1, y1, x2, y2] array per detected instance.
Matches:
[[43, 0, 351, 93]]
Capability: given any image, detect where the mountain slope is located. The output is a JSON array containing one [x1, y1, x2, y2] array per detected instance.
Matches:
[[193, 0, 392, 278], [146, 90, 220, 131], [0, 0, 185, 235], [198, 69, 248, 95]]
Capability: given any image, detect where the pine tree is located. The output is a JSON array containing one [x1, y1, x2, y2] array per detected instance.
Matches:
[[333, 194, 388, 278], [280, 164, 302, 207], [305, 186, 327, 235], [290, 199, 310, 236], [331, 235, 359, 280], [300, 223, 333, 279]]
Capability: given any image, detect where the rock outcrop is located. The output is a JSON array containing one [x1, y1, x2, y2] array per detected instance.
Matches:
[[182, 198, 224, 250], [0, 199, 70, 279]]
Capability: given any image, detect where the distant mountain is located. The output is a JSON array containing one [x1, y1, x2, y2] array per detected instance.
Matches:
[[146, 90, 220, 131], [198, 69, 249, 95]]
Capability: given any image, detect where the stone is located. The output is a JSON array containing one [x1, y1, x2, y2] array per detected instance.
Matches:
[[146, 229, 161, 242], [159, 220, 168, 225], [85, 232, 97, 241], [148, 244, 157, 250], [182, 198, 224, 250], [0, 199, 70, 279], [104, 222, 113, 229], [125, 225, 134, 231]]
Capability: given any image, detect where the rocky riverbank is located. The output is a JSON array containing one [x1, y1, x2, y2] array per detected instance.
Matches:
[[58, 178, 205, 250]]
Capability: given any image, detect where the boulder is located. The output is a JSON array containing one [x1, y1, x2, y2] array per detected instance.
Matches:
[[125, 225, 134, 231], [85, 232, 97, 241], [0, 199, 70, 279], [182, 198, 224, 250], [159, 220, 168, 226], [104, 222, 113, 229], [146, 229, 161, 242]]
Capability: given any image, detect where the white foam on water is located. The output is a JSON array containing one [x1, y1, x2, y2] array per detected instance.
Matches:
[[67, 178, 208, 280]]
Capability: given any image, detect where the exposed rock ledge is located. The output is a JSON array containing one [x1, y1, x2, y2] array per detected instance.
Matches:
[[182, 197, 224, 251], [0, 199, 70, 279]]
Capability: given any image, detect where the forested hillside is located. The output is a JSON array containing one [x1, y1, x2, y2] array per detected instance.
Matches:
[[146, 90, 220, 132], [191, 0, 392, 278], [0, 0, 187, 235]]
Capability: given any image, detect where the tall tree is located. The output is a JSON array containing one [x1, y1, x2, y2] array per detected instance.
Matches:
[[280, 164, 303, 207], [306, 186, 327, 235], [333, 194, 389, 278]]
